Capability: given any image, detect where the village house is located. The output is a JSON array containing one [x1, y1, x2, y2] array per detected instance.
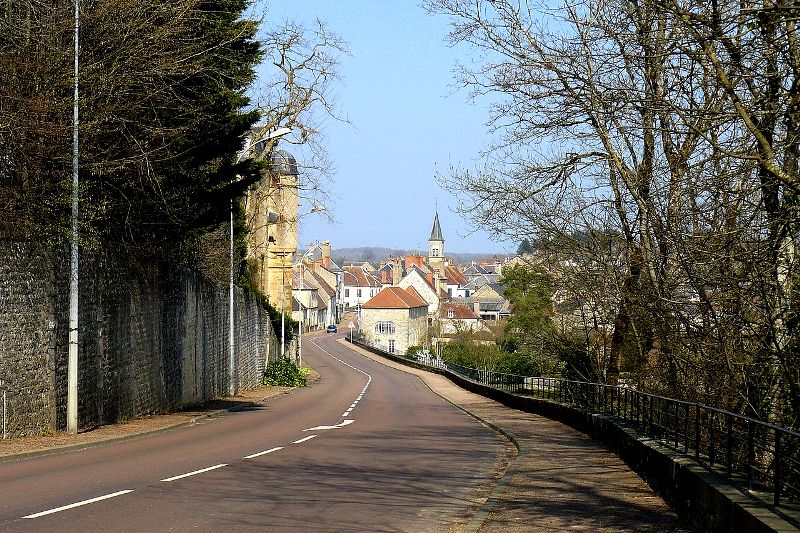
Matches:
[[342, 265, 381, 311], [360, 286, 429, 354], [397, 264, 444, 314]]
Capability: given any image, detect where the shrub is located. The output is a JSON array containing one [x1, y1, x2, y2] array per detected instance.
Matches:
[[263, 357, 306, 387]]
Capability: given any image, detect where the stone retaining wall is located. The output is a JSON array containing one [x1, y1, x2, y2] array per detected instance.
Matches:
[[0, 239, 277, 436]]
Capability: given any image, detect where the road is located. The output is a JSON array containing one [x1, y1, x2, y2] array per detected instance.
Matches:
[[0, 332, 504, 532]]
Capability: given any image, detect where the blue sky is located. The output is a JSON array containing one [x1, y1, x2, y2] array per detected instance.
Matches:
[[256, 1, 513, 255]]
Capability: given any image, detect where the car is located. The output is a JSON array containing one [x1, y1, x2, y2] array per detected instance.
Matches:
[[326, 324, 337, 333]]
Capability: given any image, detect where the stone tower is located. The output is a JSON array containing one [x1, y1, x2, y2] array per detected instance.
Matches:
[[244, 148, 298, 313], [428, 211, 445, 269]]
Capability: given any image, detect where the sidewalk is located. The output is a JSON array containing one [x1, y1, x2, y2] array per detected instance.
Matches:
[[341, 339, 686, 533], [0, 386, 294, 461]]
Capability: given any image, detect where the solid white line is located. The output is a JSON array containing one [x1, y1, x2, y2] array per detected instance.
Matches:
[[292, 435, 317, 444], [23, 490, 134, 519], [244, 447, 283, 459], [161, 464, 227, 482]]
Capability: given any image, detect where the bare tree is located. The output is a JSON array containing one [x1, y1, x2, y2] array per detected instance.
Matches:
[[427, 0, 799, 424]]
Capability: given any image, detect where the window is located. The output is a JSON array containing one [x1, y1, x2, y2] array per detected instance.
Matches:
[[345, 289, 350, 297], [388, 340, 395, 353], [432, 248, 439, 257], [448, 288, 453, 297], [374, 321, 395, 334], [357, 289, 362, 298], [447, 310, 454, 318]]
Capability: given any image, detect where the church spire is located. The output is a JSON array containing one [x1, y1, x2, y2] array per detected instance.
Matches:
[[429, 212, 443, 242], [428, 212, 445, 267]]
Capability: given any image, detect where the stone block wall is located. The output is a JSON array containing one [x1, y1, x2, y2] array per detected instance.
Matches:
[[0, 238, 277, 437]]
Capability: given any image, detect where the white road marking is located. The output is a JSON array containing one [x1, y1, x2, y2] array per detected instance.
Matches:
[[310, 338, 373, 421], [23, 490, 134, 519], [244, 446, 284, 459], [304, 419, 355, 431], [292, 435, 317, 444], [161, 464, 227, 482]]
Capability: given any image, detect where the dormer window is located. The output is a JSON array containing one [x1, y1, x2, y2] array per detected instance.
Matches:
[[447, 310, 454, 318]]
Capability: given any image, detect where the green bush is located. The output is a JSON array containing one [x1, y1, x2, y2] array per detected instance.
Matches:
[[263, 357, 306, 387]]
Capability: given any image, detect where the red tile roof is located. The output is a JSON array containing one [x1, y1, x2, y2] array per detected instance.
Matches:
[[444, 265, 468, 286], [363, 286, 428, 309], [440, 302, 479, 319], [343, 266, 381, 287]]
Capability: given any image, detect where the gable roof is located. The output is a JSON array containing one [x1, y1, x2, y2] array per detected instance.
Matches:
[[305, 267, 336, 298], [443, 265, 468, 286], [362, 286, 428, 309], [343, 266, 381, 287], [440, 302, 479, 320], [464, 273, 501, 290]]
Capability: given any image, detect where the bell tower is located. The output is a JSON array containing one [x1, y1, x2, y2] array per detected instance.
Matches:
[[428, 212, 445, 269]]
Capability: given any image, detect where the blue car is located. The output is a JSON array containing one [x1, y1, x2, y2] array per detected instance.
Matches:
[[326, 324, 337, 333]]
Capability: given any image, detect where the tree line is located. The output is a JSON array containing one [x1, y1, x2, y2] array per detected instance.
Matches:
[[427, 0, 800, 428], [0, 0, 343, 270]]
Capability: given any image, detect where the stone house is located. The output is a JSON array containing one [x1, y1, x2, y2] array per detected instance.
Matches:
[[397, 265, 443, 314], [360, 286, 428, 355], [438, 302, 484, 335]]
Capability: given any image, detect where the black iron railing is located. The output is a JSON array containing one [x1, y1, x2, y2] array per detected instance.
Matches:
[[357, 340, 799, 507]]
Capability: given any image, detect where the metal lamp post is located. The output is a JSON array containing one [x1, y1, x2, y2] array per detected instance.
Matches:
[[67, 0, 81, 434]]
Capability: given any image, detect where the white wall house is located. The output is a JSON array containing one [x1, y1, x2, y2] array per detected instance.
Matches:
[[342, 266, 381, 311], [361, 286, 429, 355]]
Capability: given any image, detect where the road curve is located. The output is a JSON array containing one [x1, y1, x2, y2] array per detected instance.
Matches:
[[0, 331, 505, 532]]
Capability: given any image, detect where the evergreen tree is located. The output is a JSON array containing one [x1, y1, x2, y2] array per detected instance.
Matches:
[[516, 238, 534, 255]]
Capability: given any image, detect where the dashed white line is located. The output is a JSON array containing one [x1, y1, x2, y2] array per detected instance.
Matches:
[[244, 446, 284, 459], [161, 464, 227, 482], [292, 435, 317, 444], [23, 490, 134, 519]]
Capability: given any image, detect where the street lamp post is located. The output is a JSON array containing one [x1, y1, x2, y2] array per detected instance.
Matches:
[[67, 0, 81, 434]]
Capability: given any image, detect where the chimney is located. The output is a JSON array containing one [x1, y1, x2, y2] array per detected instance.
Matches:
[[427, 271, 434, 287], [393, 258, 402, 286], [434, 268, 442, 295], [473, 300, 481, 315], [321, 241, 331, 269], [381, 270, 387, 284]]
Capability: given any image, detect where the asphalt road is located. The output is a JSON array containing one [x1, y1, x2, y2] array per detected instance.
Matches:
[[0, 332, 504, 532]]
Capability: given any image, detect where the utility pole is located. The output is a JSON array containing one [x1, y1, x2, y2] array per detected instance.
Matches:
[[67, 0, 80, 434]]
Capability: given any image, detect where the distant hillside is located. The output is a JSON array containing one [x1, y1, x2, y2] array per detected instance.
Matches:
[[332, 247, 510, 267]]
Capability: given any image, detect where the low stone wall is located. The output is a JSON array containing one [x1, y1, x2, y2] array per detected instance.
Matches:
[[350, 338, 796, 533], [0, 239, 277, 436]]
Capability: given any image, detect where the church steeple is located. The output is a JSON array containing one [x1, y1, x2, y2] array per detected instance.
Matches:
[[428, 212, 445, 267], [429, 212, 443, 241]]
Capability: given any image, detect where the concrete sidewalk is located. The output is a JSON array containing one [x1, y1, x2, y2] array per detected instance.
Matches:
[[341, 339, 686, 533]]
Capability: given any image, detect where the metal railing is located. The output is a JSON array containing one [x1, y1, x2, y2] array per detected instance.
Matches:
[[356, 339, 800, 507]]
